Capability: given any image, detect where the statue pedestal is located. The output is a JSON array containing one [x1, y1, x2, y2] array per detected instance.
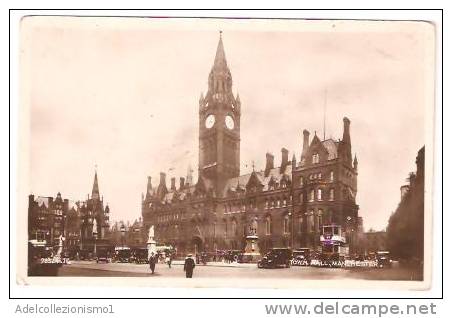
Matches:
[[147, 239, 157, 259], [242, 235, 261, 263]]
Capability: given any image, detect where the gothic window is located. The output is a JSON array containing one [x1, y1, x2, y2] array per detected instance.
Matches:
[[283, 198, 287, 207], [317, 188, 323, 201], [232, 219, 238, 236], [329, 188, 335, 201], [265, 200, 269, 209], [283, 215, 290, 234], [309, 190, 315, 202], [330, 171, 334, 182], [317, 209, 323, 232], [312, 153, 320, 164], [308, 211, 315, 232], [299, 177, 304, 186], [277, 199, 280, 208], [265, 216, 272, 235]]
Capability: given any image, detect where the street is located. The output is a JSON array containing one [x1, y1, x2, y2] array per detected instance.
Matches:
[[57, 261, 423, 281]]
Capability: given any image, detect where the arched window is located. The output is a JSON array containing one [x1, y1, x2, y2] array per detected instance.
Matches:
[[317, 188, 323, 201], [232, 219, 238, 236], [309, 190, 315, 202], [330, 171, 334, 182], [299, 176, 304, 186], [298, 216, 303, 233], [312, 153, 320, 164], [283, 215, 290, 234], [265, 199, 269, 209], [317, 209, 323, 232], [265, 216, 272, 235], [329, 188, 335, 201], [308, 211, 315, 232]]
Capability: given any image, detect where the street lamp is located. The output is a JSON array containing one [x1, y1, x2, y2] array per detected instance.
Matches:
[[120, 224, 126, 248], [288, 211, 292, 248], [93, 228, 98, 259]]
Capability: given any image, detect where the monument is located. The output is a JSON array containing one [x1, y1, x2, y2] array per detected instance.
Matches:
[[242, 217, 261, 263], [147, 225, 157, 259]]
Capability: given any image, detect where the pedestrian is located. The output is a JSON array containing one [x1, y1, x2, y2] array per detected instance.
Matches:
[[149, 252, 156, 274], [166, 253, 172, 268], [184, 254, 195, 278]]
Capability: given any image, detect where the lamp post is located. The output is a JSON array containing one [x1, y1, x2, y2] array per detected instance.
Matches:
[[93, 228, 98, 259], [120, 224, 126, 248]]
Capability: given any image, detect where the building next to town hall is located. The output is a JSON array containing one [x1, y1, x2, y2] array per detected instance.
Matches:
[[141, 33, 362, 256], [28, 170, 111, 256]]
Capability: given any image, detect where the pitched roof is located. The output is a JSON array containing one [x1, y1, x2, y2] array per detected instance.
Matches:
[[36, 196, 50, 208]]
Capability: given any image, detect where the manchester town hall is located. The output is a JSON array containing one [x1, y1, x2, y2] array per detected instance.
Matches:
[[141, 33, 362, 256]]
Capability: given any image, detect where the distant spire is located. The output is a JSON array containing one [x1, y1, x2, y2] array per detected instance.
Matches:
[[91, 169, 100, 200], [213, 31, 228, 71]]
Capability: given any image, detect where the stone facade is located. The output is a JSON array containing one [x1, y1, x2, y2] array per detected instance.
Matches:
[[142, 33, 362, 256], [28, 171, 111, 254]]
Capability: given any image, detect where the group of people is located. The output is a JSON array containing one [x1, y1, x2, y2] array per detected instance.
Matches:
[[148, 252, 196, 278]]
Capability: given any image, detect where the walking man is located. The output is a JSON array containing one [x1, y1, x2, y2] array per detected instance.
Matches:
[[184, 254, 195, 278], [149, 252, 156, 274]]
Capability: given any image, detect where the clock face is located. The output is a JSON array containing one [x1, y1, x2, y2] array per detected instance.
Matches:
[[205, 114, 215, 129], [225, 115, 235, 130]]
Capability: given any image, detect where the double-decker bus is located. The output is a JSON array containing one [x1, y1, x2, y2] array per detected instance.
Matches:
[[320, 224, 349, 267]]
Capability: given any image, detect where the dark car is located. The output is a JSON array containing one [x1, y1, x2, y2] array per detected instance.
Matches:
[[376, 251, 392, 268], [131, 248, 149, 264], [292, 248, 311, 266], [96, 248, 111, 263], [258, 248, 292, 269], [117, 248, 132, 263]]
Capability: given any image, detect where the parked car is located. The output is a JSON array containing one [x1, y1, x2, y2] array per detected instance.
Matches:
[[131, 248, 149, 264], [96, 248, 111, 263], [376, 251, 392, 268], [258, 248, 292, 269], [292, 248, 311, 266], [116, 248, 132, 263]]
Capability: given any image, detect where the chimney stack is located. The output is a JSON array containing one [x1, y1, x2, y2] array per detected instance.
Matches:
[[280, 148, 289, 173], [159, 172, 166, 186], [265, 153, 274, 177], [302, 129, 310, 157], [170, 177, 176, 191], [180, 177, 185, 189], [342, 117, 351, 144]]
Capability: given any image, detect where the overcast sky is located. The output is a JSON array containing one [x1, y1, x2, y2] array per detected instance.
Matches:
[[23, 17, 432, 231]]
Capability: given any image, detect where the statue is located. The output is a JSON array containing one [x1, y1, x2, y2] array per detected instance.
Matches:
[[92, 218, 98, 234], [243, 217, 260, 262], [56, 234, 65, 258], [148, 225, 155, 240], [249, 217, 258, 236], [147, 225, 157, 258]]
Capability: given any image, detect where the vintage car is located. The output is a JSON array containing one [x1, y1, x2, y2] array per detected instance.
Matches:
[[96, 247, 113, 263], [257, 248, 292, 269], [376, 251, 392, 268], [291, 248, 311, 266], [116, 248, 132, 263], [131, 248, 149, 264], [28, 241, 62, 276]]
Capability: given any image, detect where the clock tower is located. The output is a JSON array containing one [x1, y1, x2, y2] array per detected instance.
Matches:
[[198, 32, 241, 196]]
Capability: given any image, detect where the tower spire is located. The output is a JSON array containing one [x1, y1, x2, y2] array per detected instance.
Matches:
[[91, 168, 100, 200], [213, 30, 228, 71]]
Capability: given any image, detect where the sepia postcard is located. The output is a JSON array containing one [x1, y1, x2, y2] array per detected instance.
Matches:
[[16, 16, 436, 291]]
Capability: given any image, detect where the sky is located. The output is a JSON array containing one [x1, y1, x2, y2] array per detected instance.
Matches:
[[23, 17, 432, 231]]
